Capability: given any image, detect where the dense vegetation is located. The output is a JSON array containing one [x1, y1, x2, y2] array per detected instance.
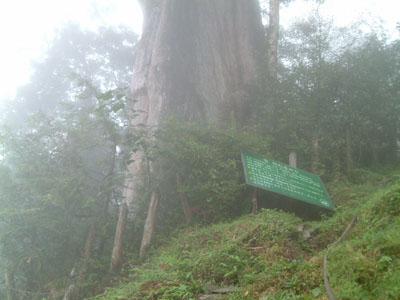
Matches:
[[91, 169, 400, 299], [0, 7, 399, 300], [271, 14, 399, 174], [0, 25, 139, 299]]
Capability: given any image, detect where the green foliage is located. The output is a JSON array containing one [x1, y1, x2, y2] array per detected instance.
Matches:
[[0, 87, 133, 298], [92, 169, 400, 300], [90, 209, 302, 300], [273, 14, 400, 176], [0, 4, 399, 300], [152, 119, 270, 227], [325, 184, 400, 299], [0, 24, 138, 299]]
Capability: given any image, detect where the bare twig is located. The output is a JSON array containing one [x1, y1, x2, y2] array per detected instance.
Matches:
[[324, 211, 360, 300]]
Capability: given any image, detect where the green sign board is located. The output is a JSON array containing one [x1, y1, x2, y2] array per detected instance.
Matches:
[[241, 151, 334, 210]]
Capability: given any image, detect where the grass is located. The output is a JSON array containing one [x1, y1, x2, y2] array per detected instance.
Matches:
[[90, 169, 400, 300]]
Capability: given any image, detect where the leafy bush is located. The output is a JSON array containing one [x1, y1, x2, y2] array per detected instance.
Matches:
[[153, 119, 270, 227]]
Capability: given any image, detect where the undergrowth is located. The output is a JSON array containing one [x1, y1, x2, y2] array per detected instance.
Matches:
[[91, 169, 400, 300]]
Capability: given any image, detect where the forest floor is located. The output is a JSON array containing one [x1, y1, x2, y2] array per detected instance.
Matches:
[[91, 168, 400, 300]]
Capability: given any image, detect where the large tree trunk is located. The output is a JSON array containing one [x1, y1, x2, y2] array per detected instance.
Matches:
[[112, 0, 265, 261], [131, 0, 265, 127]]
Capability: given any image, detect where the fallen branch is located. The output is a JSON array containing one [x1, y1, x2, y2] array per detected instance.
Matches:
[[247, 246, 264, 250], [324, 211, 360, 300]]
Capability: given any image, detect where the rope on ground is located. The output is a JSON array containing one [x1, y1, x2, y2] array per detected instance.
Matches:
[[323, 211, 360, 300]]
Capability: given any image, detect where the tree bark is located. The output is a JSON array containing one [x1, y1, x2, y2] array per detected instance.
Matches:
[[112, 0, 265, 264], [345, 126, 354, 175], [139, 191, 160, 258], [311, 132, 319, 174], [251, 188, 258, 214], [289, 151, 297, 168], [128, 0, 265, 211], [267, 0, 280, 138], [125, 0, 266, 200], [267, 0, 280, 81], [98, 143, 116, 256], [110, 201, 128, 272], [130, 0, 265, 128], [370, 141, 379, 166], [176, 174, 192, 224], [5, 269, 16, 300], [72, 223, 96, 298]]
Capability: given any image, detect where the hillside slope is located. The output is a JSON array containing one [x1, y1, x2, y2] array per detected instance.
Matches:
[[91, 170, 400, 300]]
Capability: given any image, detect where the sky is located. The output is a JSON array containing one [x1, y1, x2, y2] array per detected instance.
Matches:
[[0, 0, 143, 101], [0, 0, 398, 102]]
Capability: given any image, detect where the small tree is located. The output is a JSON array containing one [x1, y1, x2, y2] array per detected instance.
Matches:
[[0, 24, 138, 300]]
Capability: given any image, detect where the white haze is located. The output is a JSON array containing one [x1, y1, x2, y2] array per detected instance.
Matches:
[[0, 0, 398, 102], [0, 0, 142, 101]]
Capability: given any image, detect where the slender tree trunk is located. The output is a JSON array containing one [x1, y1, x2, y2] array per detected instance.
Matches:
[[345, 126, 354, 175], [266, 0, 282, 158], [288, 151, 297, 212], [73, 223, 96, 298], [139, 191, 160, 258], [26, 226, 37, 293], [267, 0, 279, 80], [64, 223, 96, 300], [98, 143, 116, 256], [110, 201, 128, 272], [311, 132, 319, 174], [267, 0, 280, 133], [251, 188, 258, 214], [5, 269, 16, 300], [176, 174, 192, 224], [289, 151, 297, 168], [371, 143, 379, 166], [63, 284, 73, 300]]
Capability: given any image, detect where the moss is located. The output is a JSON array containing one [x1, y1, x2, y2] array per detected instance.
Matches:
[[90, 169, 400, 300]]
